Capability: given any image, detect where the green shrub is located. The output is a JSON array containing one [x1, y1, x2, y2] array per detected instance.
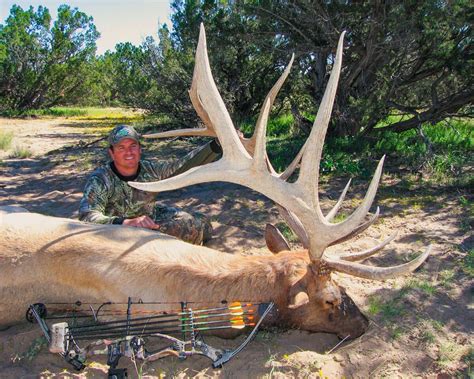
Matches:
[[0, 130, 14, 150], [40, 107, 88, 117], [1, 106, 143, 119], [462, 249, 474, 277], [10, 145, 33, 158], [262, 116, 473, 183]]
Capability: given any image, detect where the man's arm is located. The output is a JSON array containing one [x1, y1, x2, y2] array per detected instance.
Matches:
[[80, 172, 160, 230], [147, 139, 222, 180], [79, 175, 123, 224], [122, 215, 160, 229]]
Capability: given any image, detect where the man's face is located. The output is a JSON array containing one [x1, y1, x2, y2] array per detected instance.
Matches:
[[109, 138, 141, 175]]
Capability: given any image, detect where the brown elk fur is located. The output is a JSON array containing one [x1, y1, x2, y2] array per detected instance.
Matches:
[[0, 207, 368, 338]]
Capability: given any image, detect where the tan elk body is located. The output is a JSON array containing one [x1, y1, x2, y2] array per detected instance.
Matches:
[[1, 207, 367, 338], [0, 25, 430, 339]]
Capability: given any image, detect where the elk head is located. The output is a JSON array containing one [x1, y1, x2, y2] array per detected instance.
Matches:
[[129, 25, 431, 338]]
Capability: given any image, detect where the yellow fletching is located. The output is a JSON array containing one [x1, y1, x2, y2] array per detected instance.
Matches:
[[230, 315, 254, 323], [231, 323, 246, 329], [229, 301, 253, 309]]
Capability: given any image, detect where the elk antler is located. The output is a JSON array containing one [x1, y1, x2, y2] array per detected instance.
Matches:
[[143, 48, 302, 177], [130, 24, 430, 279]]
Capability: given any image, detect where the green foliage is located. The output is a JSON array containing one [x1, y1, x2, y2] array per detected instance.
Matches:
[[266, 135, 306, 176], [251, 1, 473, 136], [10, 145, 33, 159], [374, 118, 473, 157], [8, 106, 143, 119], [0, 4, 99, 113], [241, 114, 295, 138], [437, 342, 468, 368], [367, 295, 406, 326], [404, 279, 437, 295], [2, 1, 471, 141], [275, 222, 299, 243], [367, 296, 383, 316], [439, 269, 455, 288], [170, 1, 285, 125], [242, 113, 472, 185], [373, 118, 473, 184], [99, 1, 293, 127], [462, 249, 474, 277], [330, 212, 348, 223], [5, 107, 88, 117], [40, 107, 88, 117], [0, 130, 13, 150]]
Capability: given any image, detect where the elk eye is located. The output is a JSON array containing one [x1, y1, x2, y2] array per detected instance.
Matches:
[[326, 300, 334, 306]]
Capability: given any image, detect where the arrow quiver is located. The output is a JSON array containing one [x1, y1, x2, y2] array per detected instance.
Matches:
[[27, 298, 275, 377]]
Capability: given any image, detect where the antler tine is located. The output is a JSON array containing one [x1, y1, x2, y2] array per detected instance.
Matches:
[[276, 203, 379, 251], [253, 98, 272, 170], [327, 156, 385, 241], [190, 23, 250, 163], [274, 186, 376, 250], [329, 206, 380, 246], [324, 245, 432, 280], [254, 54, 295, 147], [297, 31, 346, 203], [327, 232, 398, 262], [144, 127, 216, 139], [277, 141, 307, 180], [129, 24, 253, 194], [325, 179, 352, 222], [288, 31, 385, 249], [252, 54, 295, 171]]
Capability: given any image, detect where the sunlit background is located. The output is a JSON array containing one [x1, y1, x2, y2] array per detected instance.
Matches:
[[0, 0, 172, 54]]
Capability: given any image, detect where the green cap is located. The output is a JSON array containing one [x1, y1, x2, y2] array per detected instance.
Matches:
[[108, 125, 140, 146]]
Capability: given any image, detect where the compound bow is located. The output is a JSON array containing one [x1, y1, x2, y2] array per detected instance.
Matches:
[[27, 298, 275, 378]]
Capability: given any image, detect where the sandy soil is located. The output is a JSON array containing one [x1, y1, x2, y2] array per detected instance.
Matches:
[[0, 117, 472, 378]]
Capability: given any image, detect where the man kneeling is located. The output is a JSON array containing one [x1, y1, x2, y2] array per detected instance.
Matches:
[[79, 124, 221, 245]]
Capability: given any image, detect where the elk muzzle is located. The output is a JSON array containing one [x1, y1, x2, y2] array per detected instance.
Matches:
[[282, 274, 369, 339], [331, 288, 369, 339]]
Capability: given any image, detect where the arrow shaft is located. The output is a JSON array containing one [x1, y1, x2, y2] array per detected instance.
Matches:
[[71, 310, 253, 336], [70, 304, 252, 331], [71, 322, 255, 341], [70, 316, 253, 339]]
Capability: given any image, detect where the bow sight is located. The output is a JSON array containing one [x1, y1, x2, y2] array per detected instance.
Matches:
[[27, 298, 274, 378]]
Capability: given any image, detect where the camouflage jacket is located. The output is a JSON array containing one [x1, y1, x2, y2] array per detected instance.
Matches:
[[79, 141, 220, 224]]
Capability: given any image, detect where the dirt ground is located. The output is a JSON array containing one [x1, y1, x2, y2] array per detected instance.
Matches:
[[0, 117, 472, 378]]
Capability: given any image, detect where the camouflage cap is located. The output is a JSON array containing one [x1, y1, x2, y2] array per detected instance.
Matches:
[[108, 125, 141, 146]]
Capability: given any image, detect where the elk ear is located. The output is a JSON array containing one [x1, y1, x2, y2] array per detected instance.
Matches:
[[287, 281, 310, 309], [265, 224, 291, 254]]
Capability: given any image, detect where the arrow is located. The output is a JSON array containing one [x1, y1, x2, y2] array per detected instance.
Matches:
[[71, 318, 256, 341], [70, 302, 253, 331], [70, 309, 255, 336]]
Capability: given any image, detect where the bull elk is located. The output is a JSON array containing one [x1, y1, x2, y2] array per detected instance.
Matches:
[[0, 25, 430, 340]]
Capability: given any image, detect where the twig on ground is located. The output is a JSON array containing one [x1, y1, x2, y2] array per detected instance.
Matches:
[[326, 334, 350, 354]]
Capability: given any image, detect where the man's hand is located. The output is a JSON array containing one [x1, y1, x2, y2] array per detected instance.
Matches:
[[123, 215, 160, 230]]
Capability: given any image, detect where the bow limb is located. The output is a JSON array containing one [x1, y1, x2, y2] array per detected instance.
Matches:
[[212, 302, 275, 368]]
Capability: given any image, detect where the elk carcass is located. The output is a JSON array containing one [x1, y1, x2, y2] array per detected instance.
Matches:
[[0, 25, 430, 340]]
